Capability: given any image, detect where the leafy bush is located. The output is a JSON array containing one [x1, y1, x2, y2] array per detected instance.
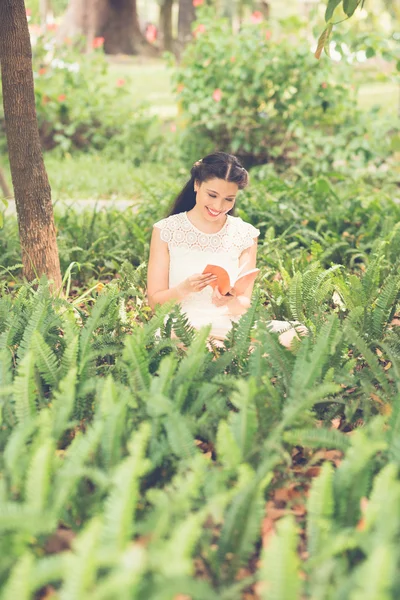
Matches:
[[173, 9, 399, 172], [0, 32, 160, 158]]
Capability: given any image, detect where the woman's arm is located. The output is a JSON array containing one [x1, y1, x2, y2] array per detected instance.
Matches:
[[147, 227, 179, 310], [212, 238, 258, 315], [147, 227, 217, 310]]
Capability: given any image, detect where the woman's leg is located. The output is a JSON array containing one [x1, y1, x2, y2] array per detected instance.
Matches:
[[267, 320, 308, 349]]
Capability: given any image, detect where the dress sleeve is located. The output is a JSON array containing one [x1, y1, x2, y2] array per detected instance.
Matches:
[[241, 221, 260, 251], [153, 217, 173, 244]]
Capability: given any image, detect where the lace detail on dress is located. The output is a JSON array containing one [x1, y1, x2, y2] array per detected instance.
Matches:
[[154, 212, 260, 254]]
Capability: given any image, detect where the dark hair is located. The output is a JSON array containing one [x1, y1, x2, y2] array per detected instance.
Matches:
[[168, 152, 249, 217]]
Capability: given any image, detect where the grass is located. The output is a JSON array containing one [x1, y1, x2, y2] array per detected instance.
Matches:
[[358, 81, 398, 114], [108, 57, 177, 119], [0, 154, 175, 202]]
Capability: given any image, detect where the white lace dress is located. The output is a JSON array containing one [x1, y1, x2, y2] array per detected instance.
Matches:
[[154, 211, 260, 339]]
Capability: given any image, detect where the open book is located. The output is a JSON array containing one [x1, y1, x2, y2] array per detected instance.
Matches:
[[202, 262, 260, 296]]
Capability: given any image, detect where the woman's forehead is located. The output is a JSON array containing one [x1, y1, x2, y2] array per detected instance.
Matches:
[[201, 178, 238, 195]]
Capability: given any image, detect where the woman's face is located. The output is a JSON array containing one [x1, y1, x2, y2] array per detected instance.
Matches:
[[194, 178, 238, 224]]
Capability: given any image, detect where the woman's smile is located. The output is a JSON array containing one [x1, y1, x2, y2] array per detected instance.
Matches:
[[206, 206, 223, 217]]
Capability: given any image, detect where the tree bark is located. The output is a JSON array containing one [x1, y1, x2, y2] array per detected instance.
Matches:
[[0, 0, 62, 288], [178, 0, 196, 54], [159, 0, 174, 53], [59, 0, 157, 56]]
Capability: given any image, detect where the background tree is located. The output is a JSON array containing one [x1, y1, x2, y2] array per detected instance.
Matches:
[[0, 0, 62, 287], [159, 0, 175, 52], [58, 0, 156, 55], [178, 0, 196, 53]]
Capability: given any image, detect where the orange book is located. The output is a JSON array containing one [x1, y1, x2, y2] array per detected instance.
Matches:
[[202, 262, 260, 296]]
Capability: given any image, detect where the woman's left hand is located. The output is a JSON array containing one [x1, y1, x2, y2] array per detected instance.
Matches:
[[211, 286, 231, 307]]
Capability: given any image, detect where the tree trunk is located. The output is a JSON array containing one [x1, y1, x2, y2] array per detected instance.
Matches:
[[259, 1, 270, 19], [0, 0, 62, 288], [178, 0, 196, 54], [160, 0, 174, 53], [58, 0, 157, 56]]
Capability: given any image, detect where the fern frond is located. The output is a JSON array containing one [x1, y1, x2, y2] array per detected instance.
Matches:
[[345, 324, 391, 396], [32, 331, 60, 388], [260, 515, 302, 600], [16, 294, 50, 362], [283, 427, 350, 452], [216, 420, 242, 469], [1, 553, 33, 600], [164, 412, 197, 459], [289, 271, 305, 322], [13, 351, 37, 424], [307, 461, 334, 558], [60, 518, 102, 600], [371, 275, 400, 340], [25, 438, 54, 513], [102, 423, 151, 549]]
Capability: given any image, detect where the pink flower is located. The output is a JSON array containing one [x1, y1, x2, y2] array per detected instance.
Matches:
[[177, 83, 185, 93], [46, 23, 58, 31], [58, 94, 66, 102], [170, 123, 177, 132], [26, 8, 32, 16], [193, 23, 206, 38], [193, 0, 204, 5], [212, 88, 222, 102], [265, 29, 272, 40], [145, 24, 157, 44], [230, 56, 236, 63], [38, 67, 47, 76], [92, 36, 105, 49], [321, 82, 328, 89], [116, 79, 125, 87], [250, 11, 263, 24]]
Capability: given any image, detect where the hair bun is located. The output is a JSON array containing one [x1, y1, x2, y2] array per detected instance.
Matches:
[[193, 159, 202, 167]]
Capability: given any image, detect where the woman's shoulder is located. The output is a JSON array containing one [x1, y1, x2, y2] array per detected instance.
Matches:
[[153, 212, 185, 230], [227, 215, 260, 239], [153, 212, 189, 244]]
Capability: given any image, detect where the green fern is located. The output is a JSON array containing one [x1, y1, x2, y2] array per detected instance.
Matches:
[[260, 515, 302, 600], [164, 412, 197, 459], [289, 271, 305, 323], [60, 518, 102, 600], [1, 553, 34, 600], [102, 423, 150, 549], [307, 461, 334, 558], [13, 352, 37, 424], [32, 331, 60, 388], [25, 438, 54, 513], [283, 427, 350, 452], [371, 274, 400, 340]]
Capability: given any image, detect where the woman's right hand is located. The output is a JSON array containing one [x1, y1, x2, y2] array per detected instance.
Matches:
[[176, 273, 217, 299]]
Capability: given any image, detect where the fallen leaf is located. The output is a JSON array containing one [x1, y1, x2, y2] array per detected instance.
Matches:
[[44, 527, 75, 554]]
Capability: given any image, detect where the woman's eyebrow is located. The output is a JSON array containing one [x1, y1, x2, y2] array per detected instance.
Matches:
[[206, 188, 236, 199]]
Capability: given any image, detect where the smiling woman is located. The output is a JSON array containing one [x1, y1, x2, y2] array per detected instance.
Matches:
[[147, 152, 256, 340], [146, 151, 306, 347]]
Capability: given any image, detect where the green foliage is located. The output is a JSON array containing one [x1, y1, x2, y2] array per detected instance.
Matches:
[[173, 9, 399, 172], [0, 33, 159, 158]]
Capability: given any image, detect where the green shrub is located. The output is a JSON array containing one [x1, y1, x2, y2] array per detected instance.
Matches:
[[0, 32, 160, 158], [173, 9, 399, 173]]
